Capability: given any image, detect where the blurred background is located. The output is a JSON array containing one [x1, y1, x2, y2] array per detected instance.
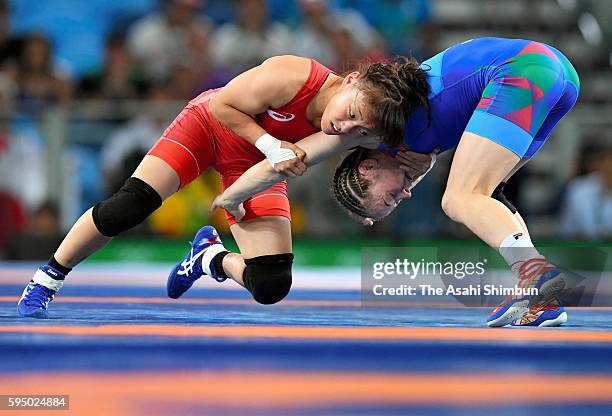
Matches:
[[0, 0, 610, 266]]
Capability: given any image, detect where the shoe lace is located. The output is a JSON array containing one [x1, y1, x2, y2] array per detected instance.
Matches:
[[181, 244, 196, 274], [533, 297, 560, 311], [519, 299, 560, 324], [27, 285, 54, 307], [517, 258, 556, 288], [178, 242, 204, 279]]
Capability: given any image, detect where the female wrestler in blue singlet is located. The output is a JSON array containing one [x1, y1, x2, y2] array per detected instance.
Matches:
[[339, 37, 580, 327]]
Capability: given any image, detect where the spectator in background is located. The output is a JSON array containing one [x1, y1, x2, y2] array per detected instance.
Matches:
[[14, 33, 72, 115], [575, 0, 612, 67], [328, 26, 358, 72], [4, 200, 64, 260], [292, 0, 383, 68], [0, 123, 46, 211], [210, 0, 292, 74], [0, 0, 20, 67], [561, 143, 612, 239], [0, 131, 26, 256], [99, 83, 172, 194], [0, 0, 8, 45], [12, 33, 72, 115], [0, 126, 60, 257], [0, 190, 25, 256], [25, 201, 61, 237], [0, 0, 19, 109], [343, 0, 433, 57], [164, 40, 233, 100], [127, 0, 212, 84], [328, 24, 388, 73], [78, 32, 146, 100]]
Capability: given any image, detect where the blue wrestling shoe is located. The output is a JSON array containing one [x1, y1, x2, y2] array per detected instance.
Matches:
[[511, 298, 568, 327], [167, 226, 228, 299], [17, 265, 65, 319], [487, 258, 566, 327]]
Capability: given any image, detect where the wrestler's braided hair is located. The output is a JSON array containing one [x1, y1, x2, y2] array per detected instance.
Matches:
[[357, 57, 431, 148], [331, 147, 373, 219]]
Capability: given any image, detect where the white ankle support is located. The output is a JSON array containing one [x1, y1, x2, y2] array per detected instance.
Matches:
[[201, 244, 227, 276], [32, 269, 65, 292]]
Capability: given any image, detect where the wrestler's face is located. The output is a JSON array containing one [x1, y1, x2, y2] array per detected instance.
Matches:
[[357, 154, 412, 219], [321, 72, 376, 138]]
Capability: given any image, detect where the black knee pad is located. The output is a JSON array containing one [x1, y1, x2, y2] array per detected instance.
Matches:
[[243, 253, 293, 305], [492, 182, 517, 214], [92, 177, 162, 237]]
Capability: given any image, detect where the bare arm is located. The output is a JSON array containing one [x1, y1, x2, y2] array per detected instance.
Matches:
[[211, 132, 379, 218], [209, 55, 309, 174], [209, 56, 302, 145]]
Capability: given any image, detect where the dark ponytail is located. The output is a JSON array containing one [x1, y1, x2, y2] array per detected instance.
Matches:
[[357, 57, 431, 148]]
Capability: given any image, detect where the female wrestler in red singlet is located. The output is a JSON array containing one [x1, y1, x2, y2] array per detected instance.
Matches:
[[18, 55, 432, 317]]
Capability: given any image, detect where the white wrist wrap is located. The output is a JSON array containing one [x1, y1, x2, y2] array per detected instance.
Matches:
[[33, 269, 64, 292], [255, 133, 297, 166]]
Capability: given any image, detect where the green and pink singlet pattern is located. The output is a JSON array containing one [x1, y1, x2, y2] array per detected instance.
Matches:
[[391, 37, 580, 158]]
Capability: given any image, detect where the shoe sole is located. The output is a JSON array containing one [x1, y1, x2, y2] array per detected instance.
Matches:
[[487, 271, 567, 327], [538, 311, 568, 327], [18, 307, 49, 319], [487, 299, 530, 327]]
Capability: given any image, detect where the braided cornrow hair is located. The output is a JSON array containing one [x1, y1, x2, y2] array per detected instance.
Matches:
[[331, 147, 373, 219], [356, 57, 431, 148]]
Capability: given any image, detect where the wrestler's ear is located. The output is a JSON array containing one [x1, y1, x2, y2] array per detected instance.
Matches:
[[358, 158, 377, 176], [343, 71, 361, 86]]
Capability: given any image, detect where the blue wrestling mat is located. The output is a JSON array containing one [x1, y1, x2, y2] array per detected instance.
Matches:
[[1, 275, 612, 415]]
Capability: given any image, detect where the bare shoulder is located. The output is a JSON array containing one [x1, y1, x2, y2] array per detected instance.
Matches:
[[261, 55, 312, 78], [260, 55, 313, 107]]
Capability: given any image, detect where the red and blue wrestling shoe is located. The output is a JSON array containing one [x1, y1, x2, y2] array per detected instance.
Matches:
[[167, 226, 228, 299], [17, 265, 65, 319], [511, 298, 568, 327], [487, 258, 567, 327]]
